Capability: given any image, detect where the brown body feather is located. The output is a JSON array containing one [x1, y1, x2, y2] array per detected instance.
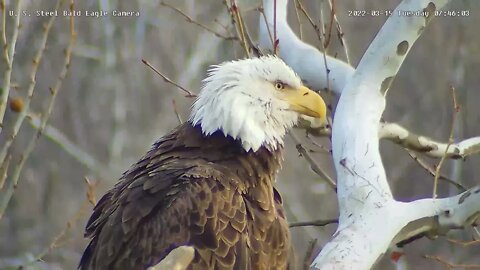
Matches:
[[79, 123, 291, 270]]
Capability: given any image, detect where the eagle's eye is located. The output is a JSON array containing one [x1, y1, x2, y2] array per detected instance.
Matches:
[[274, 81, 285, 90]]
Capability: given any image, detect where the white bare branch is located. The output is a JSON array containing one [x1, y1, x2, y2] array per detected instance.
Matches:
[[257, 0, 480, 268], [379, 122, 480, 159], [299, 120, 480, 160], [393, 186, 480, 247], [309, 0, 471, 268]]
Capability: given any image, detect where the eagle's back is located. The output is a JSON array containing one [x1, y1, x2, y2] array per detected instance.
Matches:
[[79, 122, 290, 270]]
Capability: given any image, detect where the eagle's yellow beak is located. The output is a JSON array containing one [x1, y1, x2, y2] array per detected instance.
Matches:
[[281, 86, 327, 120]]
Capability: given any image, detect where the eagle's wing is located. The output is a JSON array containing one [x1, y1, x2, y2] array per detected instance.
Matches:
[[79, 130, 249, 269]]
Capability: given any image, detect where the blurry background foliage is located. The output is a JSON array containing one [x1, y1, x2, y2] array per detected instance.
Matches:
[[0, 0, 479, 269]]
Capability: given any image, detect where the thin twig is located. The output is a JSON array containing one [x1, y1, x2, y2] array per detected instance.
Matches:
[[307, 134, 332, 154], [0, 154, 10, 189], [318, 2, 335, 134], [323, 0, 335, 49], [474, 227, 480, 239], [433, 85, 459, 198], [223, 0, 241, 59], [229, 0, 251, 57], [293, 0, 304, 40], [235, 7, 261, 56], [290, 218, 338, 228], [296, 0, 321, 42], [258, 7, 275, 50], [446, 238, 480, 247], [171, 99, 183, 124], [424, 254, 480, 269], [290, 133, 336, 190], [273, 0, 278, 54], [0, 0, 22, 132], [213, 18, 230, 33], [328, 0, 350, 64], [160, 1, 237, 41], [319, 0, 326, 43], [84, 176, 98, 206], [141, 59, 197, 97], [407, 150, 467, 192]]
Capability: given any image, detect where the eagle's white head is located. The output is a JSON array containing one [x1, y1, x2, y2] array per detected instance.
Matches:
[[190, 56, 326, 152]]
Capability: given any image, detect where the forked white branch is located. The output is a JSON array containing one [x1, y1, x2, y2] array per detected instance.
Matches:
[[379, 122, 480, 159], [307, 0, 480, 269], [300, 119, 480, 160]]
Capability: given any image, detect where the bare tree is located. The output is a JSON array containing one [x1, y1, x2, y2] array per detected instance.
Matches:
[[311, 0, 479, 268], [260, 0, 480, 268]]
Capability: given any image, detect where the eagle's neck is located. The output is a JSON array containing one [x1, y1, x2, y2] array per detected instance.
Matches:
[[189, 108, 288, 153], [175, 122, 284, 189]]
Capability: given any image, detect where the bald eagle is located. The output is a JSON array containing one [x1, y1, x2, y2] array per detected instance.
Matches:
[[79, 56, 326, 270]]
